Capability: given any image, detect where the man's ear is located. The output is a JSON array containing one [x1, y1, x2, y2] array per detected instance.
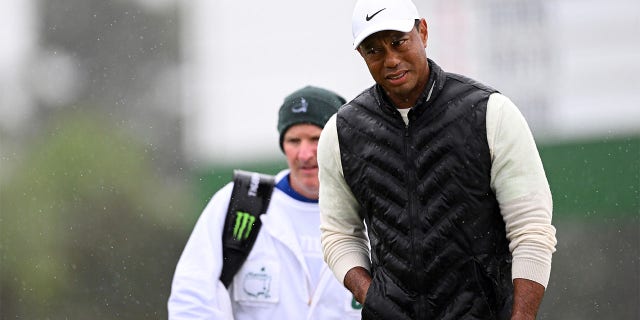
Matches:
[[419, 18, 428, 47]]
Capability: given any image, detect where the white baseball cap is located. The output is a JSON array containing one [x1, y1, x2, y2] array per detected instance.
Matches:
[[352, 0, 420, 50]]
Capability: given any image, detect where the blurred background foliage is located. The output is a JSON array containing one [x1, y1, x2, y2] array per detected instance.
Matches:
[[1, 109, 197, 318], [0, 0, 194, 318]]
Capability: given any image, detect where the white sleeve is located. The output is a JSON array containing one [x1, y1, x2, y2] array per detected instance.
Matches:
[[486, 93, 558, 288], [168, 184, 235, 320], [318, 115, 371, 285]]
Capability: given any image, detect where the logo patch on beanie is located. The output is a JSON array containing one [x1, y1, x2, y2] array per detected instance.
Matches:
[[291, 97, 308, 113]]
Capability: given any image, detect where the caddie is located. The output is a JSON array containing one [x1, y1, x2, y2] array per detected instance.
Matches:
[[168, 86, 362, 320]]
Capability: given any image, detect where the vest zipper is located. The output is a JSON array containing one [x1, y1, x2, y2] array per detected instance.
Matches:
[[403, 118, 421, 290], [405, 112, 429, 316]]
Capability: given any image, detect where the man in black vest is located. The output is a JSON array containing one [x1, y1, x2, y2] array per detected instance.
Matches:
[[317, 0, 557, 319]]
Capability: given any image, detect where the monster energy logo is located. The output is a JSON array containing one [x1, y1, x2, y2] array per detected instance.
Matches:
[[233, 211, 256, 240]]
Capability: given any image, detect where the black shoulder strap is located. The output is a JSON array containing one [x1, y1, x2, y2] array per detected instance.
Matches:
[[219, 170, 276, 288]]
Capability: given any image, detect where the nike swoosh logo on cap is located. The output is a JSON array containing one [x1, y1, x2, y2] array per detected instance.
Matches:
[[365, 8, 386, 21]]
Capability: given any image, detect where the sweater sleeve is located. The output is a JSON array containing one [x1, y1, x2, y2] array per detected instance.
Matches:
[[318, 115, 371, 285], [486, 93, 558, 288]]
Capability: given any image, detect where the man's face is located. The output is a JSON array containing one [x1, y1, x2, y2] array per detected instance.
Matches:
[[282, 123, 323, 199], [357, 19, 429, 108]]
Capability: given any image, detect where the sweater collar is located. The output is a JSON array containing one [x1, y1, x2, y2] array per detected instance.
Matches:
[[275, 173, 318, 203]]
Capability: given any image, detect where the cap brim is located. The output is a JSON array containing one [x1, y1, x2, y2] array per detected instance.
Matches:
[[352, 19, 415, 50]]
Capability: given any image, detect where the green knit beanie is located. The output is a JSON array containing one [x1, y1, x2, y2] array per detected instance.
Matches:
[[277, 86, 346, 151]]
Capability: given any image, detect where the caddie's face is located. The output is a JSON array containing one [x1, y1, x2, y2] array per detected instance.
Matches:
[[357, 19, 429, 108], [282, 123, 323, 200]]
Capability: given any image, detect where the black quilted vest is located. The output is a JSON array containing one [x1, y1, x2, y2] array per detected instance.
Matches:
[[336, 60, 513, 319]]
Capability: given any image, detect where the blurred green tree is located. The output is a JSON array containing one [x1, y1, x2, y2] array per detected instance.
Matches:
[[1, 109, 197, 319]]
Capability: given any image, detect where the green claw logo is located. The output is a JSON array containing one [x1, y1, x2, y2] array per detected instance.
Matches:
[[233, 211, 255, 240]]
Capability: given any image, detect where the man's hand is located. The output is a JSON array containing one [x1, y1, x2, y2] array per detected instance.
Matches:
[[343, 266, 372, 304], [511, 278, 545, 320]]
